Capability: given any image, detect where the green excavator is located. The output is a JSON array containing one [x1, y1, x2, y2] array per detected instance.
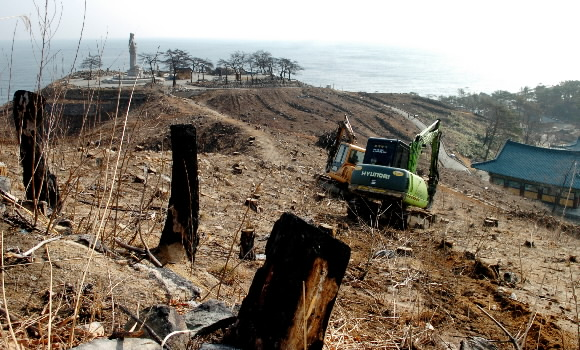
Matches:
[[349, 118, 442, 209], [322, 116, 442, 223]]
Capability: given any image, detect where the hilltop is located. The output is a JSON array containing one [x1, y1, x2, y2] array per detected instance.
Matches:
[[0, 82, 578, 349]]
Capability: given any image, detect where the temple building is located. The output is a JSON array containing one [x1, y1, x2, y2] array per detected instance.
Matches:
[[472, 140, 580, 209]]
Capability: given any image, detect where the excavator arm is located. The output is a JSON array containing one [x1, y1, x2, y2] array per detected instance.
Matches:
[[407, 119, 441, 173], [325, 114, 357, 173], [407, 119, 441, 206]]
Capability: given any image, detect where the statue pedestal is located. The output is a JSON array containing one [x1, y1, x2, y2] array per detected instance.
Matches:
[[127, 66, 143, 78]]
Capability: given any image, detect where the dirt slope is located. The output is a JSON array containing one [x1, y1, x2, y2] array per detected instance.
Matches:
[[0, 85, 578, 349]]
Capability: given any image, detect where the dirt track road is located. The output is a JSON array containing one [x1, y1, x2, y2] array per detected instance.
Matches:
[[390, 106, 470, 172], [186, 99, 285, 165]]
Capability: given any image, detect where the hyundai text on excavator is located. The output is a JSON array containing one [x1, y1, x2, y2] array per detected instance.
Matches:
[[321, 115, 442, 225]]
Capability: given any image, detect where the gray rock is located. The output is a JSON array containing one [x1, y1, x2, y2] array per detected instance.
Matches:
[[71, 338, 161, 350], [77, 321, 104, 337], [373, 249, 396, 259], [199, 344, 241, 350], [503, 271, 520, 284], [125, 304, 188, 350], [0, 176, 11, 194], [460, 336, 498, 350], [70, 234, 109, 253], [135, 264, 201, 301], [185, 299, 237, 336]]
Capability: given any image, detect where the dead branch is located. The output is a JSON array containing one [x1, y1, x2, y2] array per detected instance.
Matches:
[[21, 236, 60, 257], [5, 236, 61, 259], [476, 304, 522, 350], [113, 238, 163, 267]]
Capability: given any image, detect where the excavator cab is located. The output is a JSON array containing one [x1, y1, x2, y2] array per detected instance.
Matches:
[[323, 115, 366, 187], [329, 143, 365, 172], [327, 143, 366, 184], [363, 139, 410, 169]]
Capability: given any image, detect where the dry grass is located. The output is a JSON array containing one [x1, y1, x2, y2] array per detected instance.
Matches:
[[0, 57, 579, 349]]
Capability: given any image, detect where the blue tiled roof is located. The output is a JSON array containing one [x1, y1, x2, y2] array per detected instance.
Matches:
[[472, 140, 580, 189]]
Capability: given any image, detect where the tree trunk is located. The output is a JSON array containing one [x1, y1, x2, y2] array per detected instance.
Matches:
[[156, 124, 199, 265], [239, 228, 256, 260], [227, 212, 351, 350], [484, 114, 499, 161], [148, 63, 156, 84], [12, 90, 60, 212]]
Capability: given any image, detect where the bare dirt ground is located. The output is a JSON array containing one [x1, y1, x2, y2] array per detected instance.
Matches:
[[0, 82, 578, 349]]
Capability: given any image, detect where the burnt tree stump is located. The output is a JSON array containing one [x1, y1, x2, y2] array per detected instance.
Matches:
[[156, 124, 199, 265], [228, 212, 351, 350], [12, 90, 60, 212], [483, 217, 499, 227], [239, 228, 256, 260]]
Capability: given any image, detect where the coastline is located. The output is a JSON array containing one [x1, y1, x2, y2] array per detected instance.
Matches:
[[2, 38, 564, 104]]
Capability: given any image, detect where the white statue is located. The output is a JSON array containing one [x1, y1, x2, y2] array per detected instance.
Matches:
[[128, 33, 141, 77]]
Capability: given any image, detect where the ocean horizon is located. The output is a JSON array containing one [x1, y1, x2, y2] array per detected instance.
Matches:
[[1, 37, 578, 104]]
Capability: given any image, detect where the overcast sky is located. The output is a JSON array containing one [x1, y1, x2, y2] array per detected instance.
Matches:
[[1, 0, 578, 50], [2, 0, 579, 90]]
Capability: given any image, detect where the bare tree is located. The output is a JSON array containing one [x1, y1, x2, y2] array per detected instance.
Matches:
[[275, 58, 290, 81], [251, 50, 273, 75], [229, 51, 247, 81], [80, 53, 102, 80], [188, 57, 202, 82], [219, 50, 302, 84], [162, 49, 192, 87], [245, 54, 258, 83], [480, 96, 519, 160], [139, 48, 162, 83], [514, 87, 541, 144], [198, 58, 213, 81], [217, 58, 233, 84], [286, 59, 303, 81], [266, 55, 276, 80]]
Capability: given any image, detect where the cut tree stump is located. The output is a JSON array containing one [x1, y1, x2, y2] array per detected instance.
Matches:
[[227, 212, 351, 350], [483, 217, 499, 227], [156, 124, 199, 265], [239, 228, 256, 260], [12, 90, 60, 212], [317, 223, 336, 237], [244, 198, 260, 212]]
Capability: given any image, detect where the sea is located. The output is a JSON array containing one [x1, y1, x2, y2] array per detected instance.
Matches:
[[1, 38, 578, 104]]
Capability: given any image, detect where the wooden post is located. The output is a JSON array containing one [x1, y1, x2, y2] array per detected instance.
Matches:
[[12, 90, 60, 212], [239, 228, 256, 260], [155, 124, 199, 265], [227, 212, 351, 350]]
